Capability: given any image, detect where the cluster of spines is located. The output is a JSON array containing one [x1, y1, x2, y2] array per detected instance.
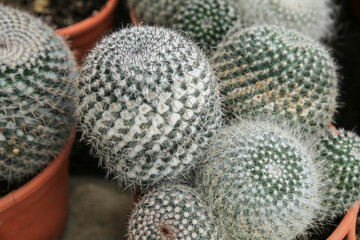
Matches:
[[212, 25, 338, 133], [0, 5, 77, 187], [196, 117, 323, 239], [76, 25, 222, 190], [128, 184, 219, 239]]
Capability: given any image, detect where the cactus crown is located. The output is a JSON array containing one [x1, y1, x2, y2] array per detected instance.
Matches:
[[196, 117, 323, 239], [317, 127, 360, 220], [128, 185, 219, 239], [212, 25, 338, 132], [77, 25, 222, 190], [231, 0, 335, 40], [0, 5, 77, 189]]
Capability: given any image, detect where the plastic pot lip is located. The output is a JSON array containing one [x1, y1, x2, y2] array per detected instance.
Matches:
[[0, 129, 76, 213], [56, 0, 118, 38]]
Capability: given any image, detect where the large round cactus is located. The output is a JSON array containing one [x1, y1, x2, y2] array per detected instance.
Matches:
[[77, 26, 222, 189], [0, 5, 77, 187], [128, 185, 219, 239], [196, 117, 323, 240], [212, 25, 338, 132], [317, 127, 360, 220], [229, 0, 335, 41]]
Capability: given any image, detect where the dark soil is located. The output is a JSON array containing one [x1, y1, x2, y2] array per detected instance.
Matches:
[[0, 0, 107, 28]]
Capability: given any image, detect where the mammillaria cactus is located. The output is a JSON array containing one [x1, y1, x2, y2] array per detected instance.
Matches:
[[212, 25, 338, 132], [317, 127, 360, 220], [230, 0, 335, 41], [128, 0, 238, 53], [77, 26, 222, 189], [196, 118, 324, 240], [128, 185, 219, 239], [0, 5, 77, 187]]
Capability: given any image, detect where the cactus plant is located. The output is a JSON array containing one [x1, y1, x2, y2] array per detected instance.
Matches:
[[76, 25, 222, 189], [128, 0, 238, 53], [212, 25, 338, 132], [229, 0, 335, 41], [196, 117, 324, 240], [0, 5, 77, 187], [317, 127, 360, 220], [128, 184, 219, 239]]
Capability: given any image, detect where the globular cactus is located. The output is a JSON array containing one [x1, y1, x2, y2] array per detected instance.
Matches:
[[0, 5, 77, 187], [317, 127, 360, 220], [212, 25, 338, 133], [128, 0, 181, 26], [128, 0, 238, 53], [229, 0, 335, 41], [76, 26, 222, 189], [128, 185, 219, 239], [196, 117, 324, 240]]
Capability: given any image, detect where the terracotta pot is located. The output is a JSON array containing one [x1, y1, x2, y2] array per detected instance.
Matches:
[[130, 7, 142, 26], [0, 130, 75, 240], [56, 0, 118, 61], [350, 0, 360, 21], [327, 201, 360, 240]]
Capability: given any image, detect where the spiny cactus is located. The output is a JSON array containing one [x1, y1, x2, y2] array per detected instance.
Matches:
[[128, 185, 219, 239], [77, 26, 222, 189], [128, 0, 238, 53], [0, 5, 77, 187], [171, 0, 238, 53], [229, 0, 335, 41], [212, 25, 338, 132], [317, 127, 360, 220], [196, 117, 324, 240], [128, 0, 181, 25]]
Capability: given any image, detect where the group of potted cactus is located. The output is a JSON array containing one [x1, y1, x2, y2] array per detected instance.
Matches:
[[0, 0, 359, 240]]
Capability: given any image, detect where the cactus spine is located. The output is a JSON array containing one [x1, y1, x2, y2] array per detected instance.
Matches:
[[196, 117, 324, 240], [76, 26, 222, 189], [128, 185, 219, 239], [212, 25, 338, 132], [0, 5, 77, 189]]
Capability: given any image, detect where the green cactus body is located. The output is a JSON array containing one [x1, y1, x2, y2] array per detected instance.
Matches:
[[128, 185, 219, 239], [196, 118, 323, 240], [77, 26, 222, 189], [230, 0, 334, 40], [0, 5, 77, 186], [317, 127, 360, 220], [128, 0, 181, 25], [171, 0, 238, 53], [212, 25, 338, 132]]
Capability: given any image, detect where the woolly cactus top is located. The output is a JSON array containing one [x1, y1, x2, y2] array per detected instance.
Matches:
[[77, 26, 222, 189], [317, 127, 360, 220], [212, 25, 338, 132], [231, 0, 334, 40], [196, 118, 323, 239], [128, 185, 219, 239], [0, 5, 77, 185]]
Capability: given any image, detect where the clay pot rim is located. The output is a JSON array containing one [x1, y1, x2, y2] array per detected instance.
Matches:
[[56, 0, 118, 38], [0, 129, 76, 213]]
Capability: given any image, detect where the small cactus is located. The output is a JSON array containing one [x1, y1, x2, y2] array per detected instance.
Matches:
[[196, 117, 323, 240], [229, 0, 335, 41], [128, 0, 238, 53], [0, 5, 77, 186], [128, 185, 219, 239], [212, 25, 338, 132], [317, 127, 360, 220], [76, 26, 222, 189]]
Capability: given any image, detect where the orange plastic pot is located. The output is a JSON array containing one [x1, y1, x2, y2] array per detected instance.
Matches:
[[0, 130, 75, 240], [56, 0, 118, 61]]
